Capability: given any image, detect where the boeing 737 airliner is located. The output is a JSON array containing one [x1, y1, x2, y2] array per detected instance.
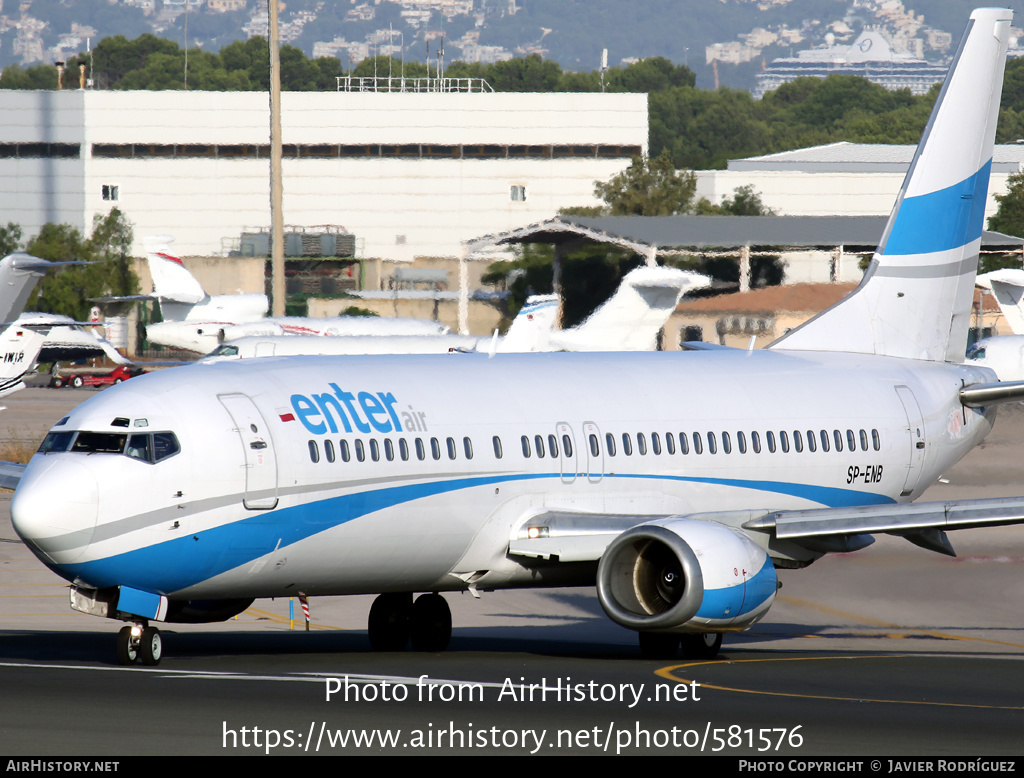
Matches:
[[12, 8, 1024, 666]]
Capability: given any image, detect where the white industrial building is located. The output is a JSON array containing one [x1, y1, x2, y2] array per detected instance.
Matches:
[[0, 86, 647, 260]]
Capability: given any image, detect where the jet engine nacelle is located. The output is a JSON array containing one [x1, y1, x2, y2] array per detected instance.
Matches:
[[596, 519, 777, 633]]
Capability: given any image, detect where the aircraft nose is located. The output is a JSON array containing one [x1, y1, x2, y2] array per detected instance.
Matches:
[[12, 458, 98, 565]]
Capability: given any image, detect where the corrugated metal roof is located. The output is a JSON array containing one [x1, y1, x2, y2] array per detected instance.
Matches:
[[554, 215, 1024, 249], [727, 142, 1024, 173]]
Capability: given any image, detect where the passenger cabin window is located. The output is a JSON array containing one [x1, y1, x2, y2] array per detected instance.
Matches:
[[547, 434, 558, 458], [622, 433, 633, 456], [416, 438, 426, 461], [308, 441, 319, 463], [521, 435, 531, 458], [707, 431, 717, 455], [447, 437, 457, 460], [606, 433, 616, 456], [637, 433, 647, 456], [493, 436, 502, 459], [872, 429, 881, 451], [589, 434, 599, 457], [370, 439, 380, 461], [431, 438, 441, 460], [665, 433, 675, 455], [562, 434, 572, 457], [464, 437, 474, 459], [341, 440, 351, 462], [751, 431, 761, 454], [806, 430, 817, 453], [737, 431, 747, 454], [678, 432, 689, 455], [722, 431, 732, 454], [399, 439, 410, 461], [325, 439, 336, 463], [692, 432, 702, 455]]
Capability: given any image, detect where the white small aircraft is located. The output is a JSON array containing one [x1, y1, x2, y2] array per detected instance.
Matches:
[[966, 269, 1024, 379], [0, 253, 123, 393], [12, 9, 1024, 667], [133, 237, 450, 353], [203, 267, 709, 360]]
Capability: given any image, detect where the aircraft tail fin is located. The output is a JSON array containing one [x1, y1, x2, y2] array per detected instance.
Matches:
[[143, 236, 206, 311], [0, 254, 51, 324], [551, 266, 710, 351], [977, 269, 1024, 335], [0, 325, 47, 398], [498, 294, 559, 352], [771, 8, 1011, 362]]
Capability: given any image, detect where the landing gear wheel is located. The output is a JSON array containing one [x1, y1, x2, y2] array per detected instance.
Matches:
[[139, 626, 162, 666], [53, 377, 63, 388], [638, 632, 680, 660], [116, 626, 138, 665], [680, 632, 722, 659], [367, 593, 413, 651], [411, 593, 451, 652], [70, 376, 83, 388]]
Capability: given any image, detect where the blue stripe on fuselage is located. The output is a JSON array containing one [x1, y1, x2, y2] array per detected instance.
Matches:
[[883, 160, 991, 256], [59, 472, 891, 596]]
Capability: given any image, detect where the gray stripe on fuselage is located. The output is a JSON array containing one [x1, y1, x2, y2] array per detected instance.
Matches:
[[38, 468, 512, 553]]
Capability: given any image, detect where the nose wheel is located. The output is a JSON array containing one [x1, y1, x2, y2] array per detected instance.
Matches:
[[116, 623, 163, 666]]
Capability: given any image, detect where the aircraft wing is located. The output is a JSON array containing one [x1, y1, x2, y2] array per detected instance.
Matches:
[[0, 461, 26, 491], [509, 497, 1024, 563]]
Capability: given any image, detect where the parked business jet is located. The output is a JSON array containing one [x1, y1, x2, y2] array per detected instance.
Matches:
[[0, 253, 120, 390], [203, 267, 708, 359], [12, 9, 1024, 667], [966, 269, 1024, 378], [133, 238, 450, 353]]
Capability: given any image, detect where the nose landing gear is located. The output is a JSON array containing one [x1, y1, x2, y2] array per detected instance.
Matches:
[[116, 622, 162, 666]]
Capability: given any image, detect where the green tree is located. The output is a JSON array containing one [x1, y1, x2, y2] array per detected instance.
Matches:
[[989, 170, 1024, 238], [594, 150, 698, 216], [0, 223, 21, 256], [0, 64, 58, 90], [26, 210, 139, 320]]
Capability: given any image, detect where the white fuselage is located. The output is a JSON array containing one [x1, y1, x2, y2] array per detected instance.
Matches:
[[11, 349, 994, 606]]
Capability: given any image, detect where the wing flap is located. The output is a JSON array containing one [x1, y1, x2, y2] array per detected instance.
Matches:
[[744, 496, 1024, 538]]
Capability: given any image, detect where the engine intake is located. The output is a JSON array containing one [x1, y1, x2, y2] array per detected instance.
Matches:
[[597, 519, 776, 633], [597, 525, 704, 631]]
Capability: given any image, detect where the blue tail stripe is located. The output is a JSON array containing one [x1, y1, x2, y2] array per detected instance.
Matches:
[[883, 159, 991, 256]]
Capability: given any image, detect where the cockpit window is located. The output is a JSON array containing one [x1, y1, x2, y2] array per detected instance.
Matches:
[[125, 434, 152, 461], [966, 346, 985, 360], [72, 432, 127, 454], [153, 432, 180, 461], [208, 344, 239, 357], [39, 430, 181, 463], [38, 431, 75, 453]]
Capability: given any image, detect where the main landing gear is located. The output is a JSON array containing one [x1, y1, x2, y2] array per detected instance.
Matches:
[[116, 622, 162, 666], [638, 631, 722, 660], [368, 592, 452, 652]]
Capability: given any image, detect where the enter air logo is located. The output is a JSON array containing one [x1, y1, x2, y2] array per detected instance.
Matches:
[[290, 384, 427, 434]]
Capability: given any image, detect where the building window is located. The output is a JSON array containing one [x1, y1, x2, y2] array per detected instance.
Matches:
[[102, 184, 119, 201], [510, 185, 527, 202]]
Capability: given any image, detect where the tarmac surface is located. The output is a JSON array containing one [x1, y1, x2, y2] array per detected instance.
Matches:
[[1, 384, 1023, 755]]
